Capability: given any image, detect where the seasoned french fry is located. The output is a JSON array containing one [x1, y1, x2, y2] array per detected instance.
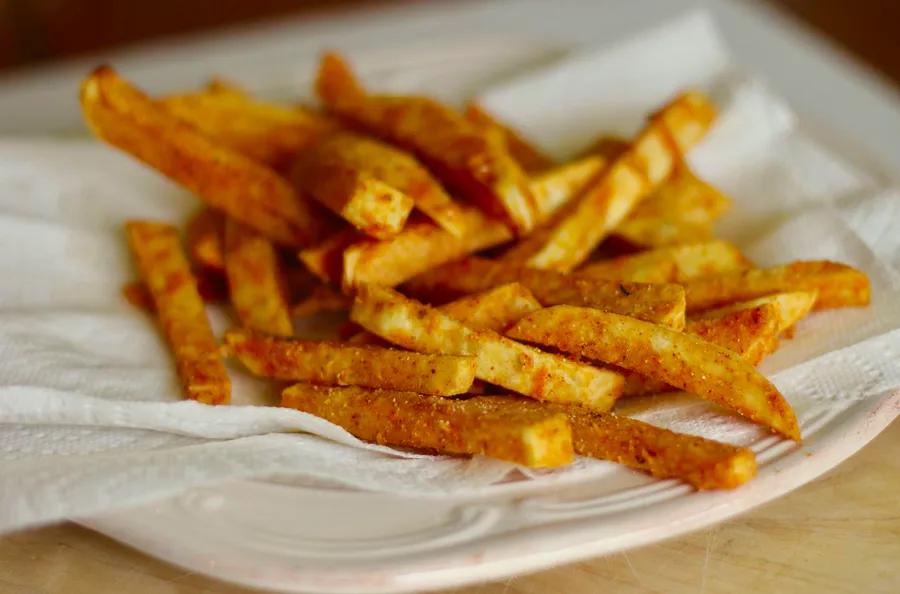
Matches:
[[697, 291, 818, 335], [404, 256, 686, 329], [223, 219, 293, 336], [579, 240, 750, 284], [81, 66, 323, 247], [122, 281, 156, 312], [685, 304, 781, 365], [185, 208, 225, 271], [316, 53, 538, 233], [298, 227, 360, 284], [342, 208, 513, 289], [509, 92, 717, 271], [530, 155, 607, 219], [125, 221, 230, 404], [507, 305, 800, 440], [122, 269, 228, 314], [439, 283, 542, 332], [282, 384, 573, 467], [684, 261, 871, 313], [291, 284, 352, 317], [351, 284, 624, 410], [464, 102, 554, 172], [226, 329, 476, 395], [478, 396, 756, 489]]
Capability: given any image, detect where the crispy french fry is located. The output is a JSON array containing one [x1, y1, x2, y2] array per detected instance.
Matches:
[[316, 53, 538, 233], [226, 329, 476, 395], [298, 227, 360, 284], [579, 240, 750, 283], [291, 284, 352, 317], [342, 208, 513, 289], [530, 155, 607, 219], [685, 304, 781, 365], [185, 208, 225, 271], [122, 281, 156, 312], [404, 256, 686, 329], [282, 384, 573, 467], [122, 269, 228, 313], [125, 221, 230, 404], [81, 66, 323, 247], [439, 283, 542, 332], [509, 92, 717, 271], [684, 261, 871, 313], [464, 102, 554, 172], [507, 305, 800, 440], [697, 291, 818, 335], [351, 284, 624, 410], [478, 396, 756, 489], [223, 219, 293, 336], [159, 89, 329, 171], [292, 133, 416, 238]]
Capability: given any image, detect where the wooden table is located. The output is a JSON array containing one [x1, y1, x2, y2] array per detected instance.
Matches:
[[2, 419, 897, 594]]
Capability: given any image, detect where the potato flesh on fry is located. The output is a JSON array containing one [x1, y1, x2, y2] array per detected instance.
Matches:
[[464, 102, 554, 173], [80, 67, 322, 247], [507, 305, 800, 440], [351, 284, 623, 410], [512, 92, 717, 271], [185, 208, 225, 271], [684, 261, 870, 313], [404, 256, 686, 329], [697, 291, 818, 334], [316, 53, 538, 233], [282, 384, 573, 467], [439, 283, 542, 332], [223, 220, 293, 336], [226, 329, 476, 395], [125, 221, 230, 404]]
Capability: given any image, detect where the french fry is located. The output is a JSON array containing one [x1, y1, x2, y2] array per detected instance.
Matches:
[[697, 291, 817, 335], [342, 208, 513, 289], [404, 256, 686, 328], [125, 221, 230, 404], [281, 384, 573, 467], [223, 219, 294, 336], [685, 304, 781, 365], [579, 240, 750, 283], [316, 53, 539, 233], [291, 284, 352, 317], [530, 155, 607, 219], [81, 66, 323, 247], [464, 102, 554, 172], [477, 396, 756, 489], [509, 92, 717, 271], [291, 132, 416, 238], [122, 281, 156, 312], [351, 284, 624, 410], [298, 227, 360, 284], [684, 261, 871, 313], [159, 89, 329, 171], [122, 269, 228, 314], [185, 208, 225, 271], [507, 305, 800, 440], [226, 329, 476, 395], [439, 283, 542, 332]]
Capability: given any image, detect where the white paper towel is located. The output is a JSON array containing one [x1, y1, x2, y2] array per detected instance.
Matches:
[[1, 11, 898, 534]]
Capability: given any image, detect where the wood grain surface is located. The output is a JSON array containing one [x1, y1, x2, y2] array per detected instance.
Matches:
[[1, 419, 897, 594]]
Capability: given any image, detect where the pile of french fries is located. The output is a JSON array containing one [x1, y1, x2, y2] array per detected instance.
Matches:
[[80, 52, 871, 490]]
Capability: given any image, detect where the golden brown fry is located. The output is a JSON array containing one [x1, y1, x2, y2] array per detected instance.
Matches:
[[684, 261, 870, 313], [404, 256, 686, 328], [439, 283, 542, 332], [122, 270, 229, 314], [223, 219, 293, 336], [125, 221, 230, 404], [81, 66, 322, 247], [316, 53, 538, 233], [291, 284, 352, 317], [579, 240, 750, 284], [185, 208, 225, 271], [507, 305, 800, 440], [342, 208, 513, 289], [685, 304, 781, 365], [122, 281, 156, 312], [530, 155, 607, 219], [511, 92, 717, 271], [464, 102, 554, 172], [351, 284, 623, 410], [697, 291, 817, 335], [298, 227, 360, 284], [282, 384, 573, 467], [226, 329, 476, 395]]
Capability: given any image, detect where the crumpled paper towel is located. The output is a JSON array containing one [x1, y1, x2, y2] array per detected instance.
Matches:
[[1, 11, 898, 534]]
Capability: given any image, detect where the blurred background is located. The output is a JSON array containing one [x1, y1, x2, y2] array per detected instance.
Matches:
[[0, 0, 898, 86]]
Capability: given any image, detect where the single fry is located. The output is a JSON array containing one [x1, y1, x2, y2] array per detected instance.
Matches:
[[342, 208, 513, 289], [281, 384, 573, 467], [507, 305, 800, 440], [684, 261, 871, 313], [316, 53, 538, 233], [530, 155, 607, 219], [299, 227, 360, 284], [579, 240, 750, 284], [226, 329, 476, 395], [185, 208, 225, 271], [223, 219, 293, 336], [404, 256, 686, 328], [122, 270, 228, 313], [291, 284, 352, 317], [81, 66, 322, 247], [685, 304, 781, 365], [125, 221, 230, 404], [512, 92, 717, 271], [439, 283, 542, 332], [292, 133, 416, 238], [351, 284, 624, 410], [697, 291, 817, 335], [464, 102, 554, 172]]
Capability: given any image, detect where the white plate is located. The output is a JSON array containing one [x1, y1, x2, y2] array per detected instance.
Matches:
[[3, 1, 898, 592]]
